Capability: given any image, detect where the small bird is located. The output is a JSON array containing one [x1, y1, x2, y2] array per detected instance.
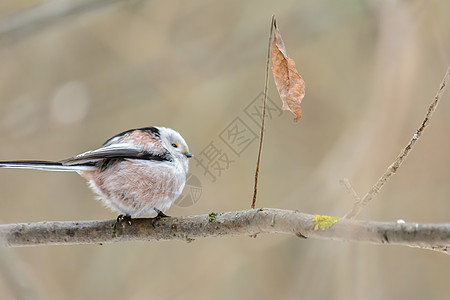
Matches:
[[0, 127, 192, 220]]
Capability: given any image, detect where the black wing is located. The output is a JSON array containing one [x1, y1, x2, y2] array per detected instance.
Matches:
[[60, 143, 173, 166]]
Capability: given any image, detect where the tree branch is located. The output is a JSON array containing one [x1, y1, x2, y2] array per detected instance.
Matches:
[[252, 14, 275, 209], [344, 63, 450, 219], [0, 0, 128, 47], [0, 208, 448, 255]]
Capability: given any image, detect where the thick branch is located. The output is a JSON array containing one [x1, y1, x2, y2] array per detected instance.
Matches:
[[0, 208, 448, 254]]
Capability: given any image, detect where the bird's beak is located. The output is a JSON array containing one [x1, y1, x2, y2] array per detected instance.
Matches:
[[184, 152, 193, 158]]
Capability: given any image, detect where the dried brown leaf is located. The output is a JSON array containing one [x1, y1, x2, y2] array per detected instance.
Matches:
[[271, 20, 305, 122]]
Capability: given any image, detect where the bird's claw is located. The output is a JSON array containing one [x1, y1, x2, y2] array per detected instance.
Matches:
[[116, 214, 132, 225], [152, 209, 169, 227], [113, 214, 132, 237]]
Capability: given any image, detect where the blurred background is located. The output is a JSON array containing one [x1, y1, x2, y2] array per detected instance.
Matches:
[[0, 0, 449, 299]]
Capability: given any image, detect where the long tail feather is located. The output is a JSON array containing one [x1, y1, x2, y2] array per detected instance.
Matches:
[[0, 160, 95, 172]]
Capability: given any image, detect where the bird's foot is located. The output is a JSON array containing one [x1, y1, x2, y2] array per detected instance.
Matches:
[[152, 209, 169, 227], [116, 214, 132, 225], [112, 214, 132, 237]]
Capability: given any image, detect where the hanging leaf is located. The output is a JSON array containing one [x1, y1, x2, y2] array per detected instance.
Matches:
[[271, 19, 306, 122]]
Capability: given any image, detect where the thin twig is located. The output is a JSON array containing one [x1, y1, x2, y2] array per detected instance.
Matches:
[[344, 64, 450, 219], [0, 209, 449, 255], [252, 15, 275, 208], [340, 178, 361, 202], [0, 0, 127, 47]]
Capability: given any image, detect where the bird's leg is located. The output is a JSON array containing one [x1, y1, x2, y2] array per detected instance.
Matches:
[[152, 209, 169, 227]]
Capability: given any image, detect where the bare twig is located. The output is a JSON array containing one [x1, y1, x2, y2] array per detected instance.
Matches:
[[344, 64, 450, 219], [0, 0, 128, 47], [252, 15, 275, 208], [340, 178, 361, 202], [0, 209, 448, 255]]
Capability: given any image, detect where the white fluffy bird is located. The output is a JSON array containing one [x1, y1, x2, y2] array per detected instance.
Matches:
[[0, 127, 192, 219]]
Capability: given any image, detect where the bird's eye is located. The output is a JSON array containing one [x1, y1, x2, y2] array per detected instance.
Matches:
[[171, 143, 178, 148]]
